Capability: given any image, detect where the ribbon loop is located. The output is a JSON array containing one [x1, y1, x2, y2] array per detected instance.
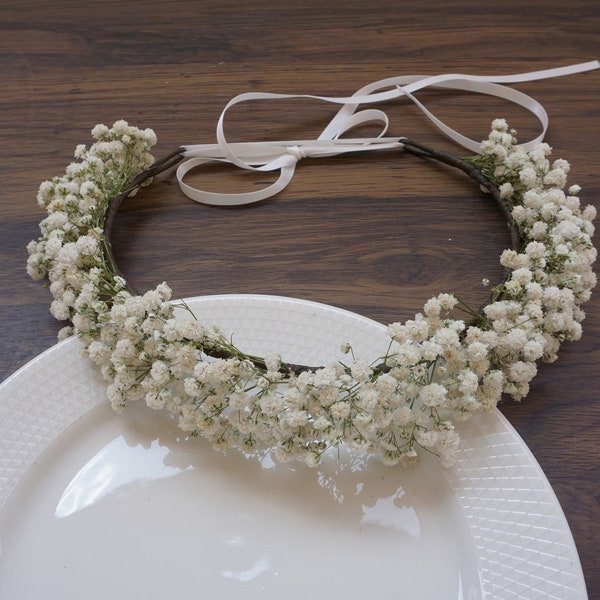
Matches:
[[177, 61, 599, 207]]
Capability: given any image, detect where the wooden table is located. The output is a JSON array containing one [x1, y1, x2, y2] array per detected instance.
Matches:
[[2, 1, 598, 596]]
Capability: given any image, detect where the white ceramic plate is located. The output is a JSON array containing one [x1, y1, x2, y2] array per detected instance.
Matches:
[[0, 295, 587, 599]]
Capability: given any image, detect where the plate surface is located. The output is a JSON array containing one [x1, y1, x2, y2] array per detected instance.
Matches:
[[0, 295, 587, 599]]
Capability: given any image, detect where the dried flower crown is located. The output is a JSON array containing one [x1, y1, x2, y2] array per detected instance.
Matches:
[[27, 67, 598, 467]]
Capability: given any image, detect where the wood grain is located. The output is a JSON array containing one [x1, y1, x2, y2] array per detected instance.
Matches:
[[1, 0, 599, 595]]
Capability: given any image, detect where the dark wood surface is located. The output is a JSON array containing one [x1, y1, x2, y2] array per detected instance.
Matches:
[[2, 1, 598, 595]]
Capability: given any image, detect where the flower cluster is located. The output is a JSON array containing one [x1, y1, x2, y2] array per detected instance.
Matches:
[[27, 119, 596, 468]]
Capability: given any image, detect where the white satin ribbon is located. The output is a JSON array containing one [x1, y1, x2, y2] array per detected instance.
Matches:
[[177, 61, 599, 206]]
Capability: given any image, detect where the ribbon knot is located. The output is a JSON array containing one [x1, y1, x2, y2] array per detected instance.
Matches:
[[287, 145, 309, 161], [176, 61, 599, 207]]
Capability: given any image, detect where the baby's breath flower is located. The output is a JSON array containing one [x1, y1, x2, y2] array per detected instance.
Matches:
[[419, 383, 447, 407], [340, 341, 352, 354], [491, 118, 508, 131], [350, 360, 372, 382], [313, 366, 337, 387], [499, 182, 513, 199], [58, 326, 74, 341]]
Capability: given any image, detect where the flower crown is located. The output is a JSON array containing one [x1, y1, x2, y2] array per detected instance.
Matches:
[[27, 68, 597, 468]]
